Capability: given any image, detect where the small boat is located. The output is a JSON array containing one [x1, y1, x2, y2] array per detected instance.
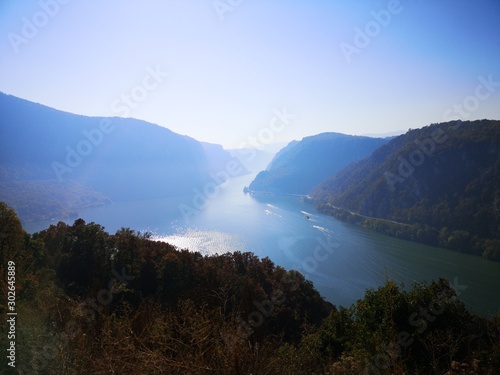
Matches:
[[304, 214, 310, 220]]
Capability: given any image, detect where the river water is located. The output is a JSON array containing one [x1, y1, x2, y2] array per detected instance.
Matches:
[[25, 174, 500, 315]]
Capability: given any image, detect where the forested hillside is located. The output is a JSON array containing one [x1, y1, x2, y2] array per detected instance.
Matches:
[[248, 133, 389, 195], [313, 120, 500, 260], [1, 201, 499, 374], [0, 93, 244, 223]]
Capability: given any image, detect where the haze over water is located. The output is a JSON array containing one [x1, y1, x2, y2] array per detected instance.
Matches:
[[25, 173, 500, 316]]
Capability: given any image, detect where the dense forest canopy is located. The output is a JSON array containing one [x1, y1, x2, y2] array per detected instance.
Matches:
[[312, 120, 500, 261], [248, 133, 389, 195], [1, 201, 499, 374]]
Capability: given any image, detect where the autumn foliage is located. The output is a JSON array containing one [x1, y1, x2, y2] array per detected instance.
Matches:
[[1, 201, 499, 374]]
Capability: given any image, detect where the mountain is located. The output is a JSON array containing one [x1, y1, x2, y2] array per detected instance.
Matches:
[[248, 133, 390, 195], [0, 92, 244, 222], [312, 120, 500, 260], [2, 202, 498, 374], [201, 142, 250, 177]]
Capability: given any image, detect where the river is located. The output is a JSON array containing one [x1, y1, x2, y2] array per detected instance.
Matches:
[[25, 173, 500, 315]]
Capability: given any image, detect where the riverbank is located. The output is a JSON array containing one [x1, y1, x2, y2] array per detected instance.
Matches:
[[314, 201, 500, 263]]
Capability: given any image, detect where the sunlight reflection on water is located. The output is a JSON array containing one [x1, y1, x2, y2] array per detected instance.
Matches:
[[153, 229, 245, 256]]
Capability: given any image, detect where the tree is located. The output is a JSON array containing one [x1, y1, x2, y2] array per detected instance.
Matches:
[[57, 219, 112, 291]]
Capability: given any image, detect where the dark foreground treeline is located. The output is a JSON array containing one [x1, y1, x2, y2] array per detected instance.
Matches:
[[0, 202, 499, 374]]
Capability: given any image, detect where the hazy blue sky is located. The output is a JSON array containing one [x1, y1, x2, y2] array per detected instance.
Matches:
[[1, 0, 499, 148]]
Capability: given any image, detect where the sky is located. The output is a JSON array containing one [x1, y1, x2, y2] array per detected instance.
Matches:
[[1, 0, 499, 148]]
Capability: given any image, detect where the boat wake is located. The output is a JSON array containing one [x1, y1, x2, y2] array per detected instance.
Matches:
[[312, 225, 335, 236], [264, 209, 282, 218]]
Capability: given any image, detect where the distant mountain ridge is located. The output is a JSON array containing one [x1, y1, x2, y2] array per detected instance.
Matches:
[[248, 132, 390, 195], [0, 92, 244, 222], [312, 120, 500, 260]]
